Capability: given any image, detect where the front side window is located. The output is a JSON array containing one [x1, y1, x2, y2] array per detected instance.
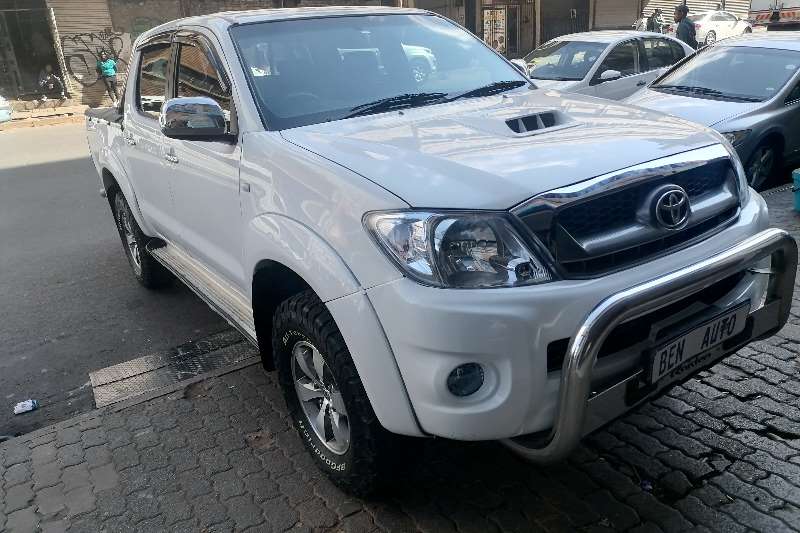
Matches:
[[596, 41, 639, 78], [137, 43, 171, 118], [523, 40, 607, 81], [231, 14, 529, 129], [176, 41, 231, 113], [643, 38, 677, 70], [652, 45, 800, 102]]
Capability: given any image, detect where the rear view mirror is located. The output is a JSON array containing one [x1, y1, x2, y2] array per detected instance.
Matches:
[[599, 69, 622, 82], [510, 59, 529, 77], [160, 97, 227, 139]]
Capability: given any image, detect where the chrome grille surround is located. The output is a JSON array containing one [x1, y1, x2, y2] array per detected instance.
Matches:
[[512, 144, 744, 278]]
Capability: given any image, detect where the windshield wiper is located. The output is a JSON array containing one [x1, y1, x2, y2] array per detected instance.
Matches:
[[443, 80, 528, 103], [343, 92, 447, 119], [654, 84, 761, 102]]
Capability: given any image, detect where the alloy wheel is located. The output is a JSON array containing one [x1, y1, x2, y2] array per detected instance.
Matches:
[[291, 340, 350, 455], [705, 31, 716, 45], [115, 194, 142, 275], [748, 146, 775, 188]]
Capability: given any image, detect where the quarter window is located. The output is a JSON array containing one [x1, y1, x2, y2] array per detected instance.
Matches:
[[137, 43, 171, 118], [176, 41, 231, 113], [643, 39, 676, 70], [597, 41, 638, 78]]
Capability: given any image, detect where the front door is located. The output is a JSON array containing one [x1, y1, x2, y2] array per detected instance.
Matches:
[[590, 39, 646, 100], [122, 41, 178, 241], [164, 34, 245, 290]]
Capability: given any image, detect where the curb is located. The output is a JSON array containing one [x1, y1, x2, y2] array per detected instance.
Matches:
[[0, 114, 84, 131]]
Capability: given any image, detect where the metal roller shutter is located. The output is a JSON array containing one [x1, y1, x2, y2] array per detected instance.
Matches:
[[46, 0, 117, 105], [593, 0, 639, 30], [642, 0, 750, 19]]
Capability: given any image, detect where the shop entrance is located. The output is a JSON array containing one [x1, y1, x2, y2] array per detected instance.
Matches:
[[482, 1, 535, 58], [0, 4, 62, 99]]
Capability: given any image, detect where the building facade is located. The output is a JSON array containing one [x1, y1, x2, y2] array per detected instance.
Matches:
[[1, 0, 665, 109]]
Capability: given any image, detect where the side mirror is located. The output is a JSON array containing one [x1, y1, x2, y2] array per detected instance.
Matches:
[[160, 97, 227, 139], [599, 69, 622, 82], [510, 58, 529, 77]]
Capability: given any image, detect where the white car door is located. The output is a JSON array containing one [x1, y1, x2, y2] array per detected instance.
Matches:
[[163, 34, 246, 290], [640, 37, 684, 85], [122, 40, 179, 242], [589, 39, 645, 100]]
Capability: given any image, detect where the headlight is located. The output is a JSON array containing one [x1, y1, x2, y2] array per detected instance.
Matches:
[[722, 129, 750, 146], [364, 211, 554, 289], [720, 138, 750, 205]]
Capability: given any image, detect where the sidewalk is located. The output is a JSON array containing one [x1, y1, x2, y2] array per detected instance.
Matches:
[[0, 106, 88, 132], [3, 187, 800, 533]]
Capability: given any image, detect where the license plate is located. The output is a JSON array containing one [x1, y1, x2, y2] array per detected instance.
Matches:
[[649, 303, 749, 384]]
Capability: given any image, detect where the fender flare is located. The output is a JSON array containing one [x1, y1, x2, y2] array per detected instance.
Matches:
[[243, 213, 423, 436]]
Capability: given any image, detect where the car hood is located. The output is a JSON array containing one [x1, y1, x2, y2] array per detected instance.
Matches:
[[625, 88, 762, 127], [531, 79, 583, 92], [281, 90, 722, 209]]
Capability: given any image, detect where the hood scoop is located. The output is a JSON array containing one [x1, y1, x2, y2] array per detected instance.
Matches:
[[505, 110, 575, 136]]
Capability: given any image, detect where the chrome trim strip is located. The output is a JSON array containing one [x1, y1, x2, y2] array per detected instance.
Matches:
[[501, 228, 797, 463], [511, 144, 731, 215]]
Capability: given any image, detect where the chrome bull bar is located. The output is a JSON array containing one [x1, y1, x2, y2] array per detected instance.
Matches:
[[503, 228, 797, 463]]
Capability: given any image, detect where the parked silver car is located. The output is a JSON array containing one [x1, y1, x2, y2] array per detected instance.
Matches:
[[626, 33, 800, 189], [514, 31, 694, 100], [0, 94, 11, 124]]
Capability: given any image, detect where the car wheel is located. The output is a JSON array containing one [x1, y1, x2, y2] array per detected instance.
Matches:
[[705, 31, 717, 45], [273, 290, 391, 496], [410, 59, 430, 84], [743, 27, 752, 34], [746, 142, 780, 190], [112, 191, 173, 289]]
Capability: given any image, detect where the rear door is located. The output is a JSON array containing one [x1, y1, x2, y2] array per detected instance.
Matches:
[[162, 31, 246, 289], [590, 39, 645, 100], [122, 38, 178, 241]]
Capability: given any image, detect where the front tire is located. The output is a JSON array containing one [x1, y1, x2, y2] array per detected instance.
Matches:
[[112, 191, 172, 289], [705, 31, 717, 45], [746, 142, 780, 190], [273, 290, 390, 495]]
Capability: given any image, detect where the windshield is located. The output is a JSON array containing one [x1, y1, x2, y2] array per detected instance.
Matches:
[[522, 40, 607, 81], [231, 14, 529, 129], [652, 45, 800, 102]]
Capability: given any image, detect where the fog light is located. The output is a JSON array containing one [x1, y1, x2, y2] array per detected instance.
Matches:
[[447, 363, 484, 397]]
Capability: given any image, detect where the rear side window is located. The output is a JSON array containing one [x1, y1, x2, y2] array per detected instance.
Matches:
[[669, 40, 687, 63], [137, 43, 171, 119], [643, 38, 676, 70], [176, 41, 231, 113], [598, 41, 638, 77]]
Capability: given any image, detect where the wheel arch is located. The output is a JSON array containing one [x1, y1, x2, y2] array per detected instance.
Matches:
[[99, 164, 156, 236]]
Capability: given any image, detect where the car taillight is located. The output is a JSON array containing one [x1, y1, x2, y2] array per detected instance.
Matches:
[[694, 23, 702, 28]]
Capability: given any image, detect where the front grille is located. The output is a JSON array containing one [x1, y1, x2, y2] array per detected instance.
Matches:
[[518, 156, 741, 278]]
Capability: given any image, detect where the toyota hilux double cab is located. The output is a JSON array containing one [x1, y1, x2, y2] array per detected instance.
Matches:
[[86, 7, 797, 494]]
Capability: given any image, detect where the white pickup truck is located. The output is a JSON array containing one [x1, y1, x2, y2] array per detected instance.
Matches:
[[86, 7, 797, 494]]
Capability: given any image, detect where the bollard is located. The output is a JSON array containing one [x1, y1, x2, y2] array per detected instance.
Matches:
[[794, 169, 800, 212]]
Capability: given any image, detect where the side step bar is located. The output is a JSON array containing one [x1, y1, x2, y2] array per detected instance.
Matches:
[[148, 243, 258, 346]]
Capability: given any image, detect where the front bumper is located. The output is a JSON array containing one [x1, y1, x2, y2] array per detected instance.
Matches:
[[504, 227, 796, 463], [367, 193, 795, 447]]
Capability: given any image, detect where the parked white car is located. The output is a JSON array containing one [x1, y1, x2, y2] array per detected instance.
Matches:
[[668, 10, 753, 45], [516, 31, 694, 100], [85, 7, 796, 494], [0, 94, 12, 123]]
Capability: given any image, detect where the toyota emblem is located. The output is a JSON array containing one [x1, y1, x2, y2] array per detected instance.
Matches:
[[654, 187, 690, 229]]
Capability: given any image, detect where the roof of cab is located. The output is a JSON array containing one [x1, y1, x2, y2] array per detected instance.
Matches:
[[136, 6, 430, 43], [717, 31, 800, 52], [546, 30, 671, 44]]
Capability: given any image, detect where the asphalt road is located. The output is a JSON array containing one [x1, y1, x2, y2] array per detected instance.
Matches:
[[0, 123, 227, 437]]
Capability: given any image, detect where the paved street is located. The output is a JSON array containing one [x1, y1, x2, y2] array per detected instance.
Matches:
[[0, 124, 227, 437], [2, 124, 800, 532]]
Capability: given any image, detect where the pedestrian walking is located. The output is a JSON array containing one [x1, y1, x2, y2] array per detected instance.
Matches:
[[674, 4, 698, 49], [96, 50, 119, 106], [647, 9, 665, 32]]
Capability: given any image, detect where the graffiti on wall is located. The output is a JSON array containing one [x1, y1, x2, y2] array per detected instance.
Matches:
[[61, 28, 131, 87]]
